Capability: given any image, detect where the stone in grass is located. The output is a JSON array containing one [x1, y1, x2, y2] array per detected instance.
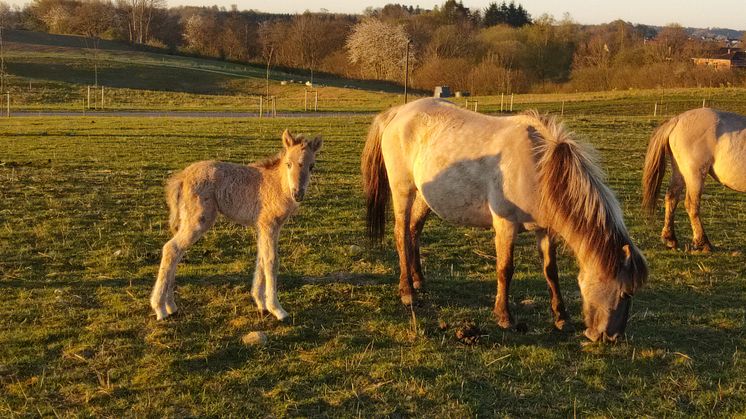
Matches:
[[241, 331, 268, 346]]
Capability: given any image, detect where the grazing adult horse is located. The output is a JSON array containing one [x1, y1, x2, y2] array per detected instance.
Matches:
[[150, 130, 322, 321], [362, 98, 647, 341], [643, 108, 746, 251]]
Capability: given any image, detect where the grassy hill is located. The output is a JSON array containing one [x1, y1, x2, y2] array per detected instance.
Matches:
[[2, 30, 407, 112], [4, 29, 746, 116]]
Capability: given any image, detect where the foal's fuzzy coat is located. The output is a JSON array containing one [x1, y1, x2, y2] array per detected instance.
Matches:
[[150, 130, 322, 321]]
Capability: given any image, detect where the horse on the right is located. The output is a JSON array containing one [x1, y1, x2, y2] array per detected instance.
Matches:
[[642, 108, 746, 251]]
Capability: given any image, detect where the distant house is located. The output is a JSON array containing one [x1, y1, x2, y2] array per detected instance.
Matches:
[[692, 48, 746, 69], [433, 86, 452, 98]]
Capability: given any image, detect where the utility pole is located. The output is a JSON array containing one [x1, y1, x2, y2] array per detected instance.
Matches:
[[0, 26, 5, 95], [265, 47, 274, 100], [404, 40, 410, 104]]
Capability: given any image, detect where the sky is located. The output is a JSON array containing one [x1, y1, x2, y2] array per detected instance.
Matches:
[[5, 0, 745, 30]]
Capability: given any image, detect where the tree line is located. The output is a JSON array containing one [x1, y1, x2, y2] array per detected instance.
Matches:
[[1, 0, 744, 93]]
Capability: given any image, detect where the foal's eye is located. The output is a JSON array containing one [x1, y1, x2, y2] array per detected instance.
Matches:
[[286, 162, 292, 168]]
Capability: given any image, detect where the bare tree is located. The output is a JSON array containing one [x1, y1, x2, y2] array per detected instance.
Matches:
[[75, 0, 114, 86], [116, 0, 163, 44], [346, 18, 414, 80]]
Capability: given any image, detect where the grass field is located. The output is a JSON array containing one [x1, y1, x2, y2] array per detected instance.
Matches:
[[2, 103, 746, 416]]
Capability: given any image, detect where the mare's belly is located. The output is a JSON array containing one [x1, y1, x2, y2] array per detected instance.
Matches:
[[416, 167, 494, 228], [713, 135, 746, 192]]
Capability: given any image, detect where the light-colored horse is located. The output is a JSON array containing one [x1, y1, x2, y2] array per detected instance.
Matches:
[[643, 108, 746, 251], [150, 130, 322, 321], [362, 98, 647, 341]]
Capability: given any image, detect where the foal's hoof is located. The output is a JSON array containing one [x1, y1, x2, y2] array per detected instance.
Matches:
[[153, 307, 170, 321]]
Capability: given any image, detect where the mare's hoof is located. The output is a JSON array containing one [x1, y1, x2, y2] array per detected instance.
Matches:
[[400, 294, 413, 306], [661, 237, 678, 250], [412, 281, 423, 290], [686, 242, 713, 253], [496, 317, 514, 330], [554, 319, 574, 332]]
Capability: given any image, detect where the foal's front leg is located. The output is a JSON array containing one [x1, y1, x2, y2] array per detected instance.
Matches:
[[257, 226, 289, 321], [251, 256, 268, 314], [492, 218, 517, 329]]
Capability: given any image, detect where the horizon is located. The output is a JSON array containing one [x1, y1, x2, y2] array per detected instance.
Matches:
[[3, 0, 745, 31]]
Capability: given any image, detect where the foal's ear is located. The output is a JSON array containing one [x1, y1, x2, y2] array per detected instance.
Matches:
[[308, 136, 323, 153], [282, 129, 298, 149]]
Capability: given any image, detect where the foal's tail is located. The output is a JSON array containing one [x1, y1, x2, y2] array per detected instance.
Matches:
[[361, 106, 400, 242], [165, 172, 184, 235], [642, 116, 678, 215]]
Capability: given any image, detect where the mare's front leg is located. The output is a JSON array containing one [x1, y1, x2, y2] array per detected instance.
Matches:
[[492, 217, 517, 329], [536, 230, 571, 331], [257, 224, 289, 321]]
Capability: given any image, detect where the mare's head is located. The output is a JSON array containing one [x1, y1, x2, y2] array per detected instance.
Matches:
[[579, 243, 648, 342], [281, 130, 322, 202]]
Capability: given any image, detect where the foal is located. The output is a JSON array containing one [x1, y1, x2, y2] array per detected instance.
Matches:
[[150, 130, 322, 321]]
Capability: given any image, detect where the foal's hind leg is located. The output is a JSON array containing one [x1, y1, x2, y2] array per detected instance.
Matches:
[[536, 230, 571, 331], [683, 171, 713, 252], [150, 197, 216, 320], [409, 194, 431, 291], [661, 161, 684, 249]]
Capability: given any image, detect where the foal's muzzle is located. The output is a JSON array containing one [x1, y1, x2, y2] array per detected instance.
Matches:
[[292, 189, 305, 202]]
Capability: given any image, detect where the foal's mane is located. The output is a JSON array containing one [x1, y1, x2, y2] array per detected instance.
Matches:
[[253, 135, 308, 169], [525, 110, 646, 289]]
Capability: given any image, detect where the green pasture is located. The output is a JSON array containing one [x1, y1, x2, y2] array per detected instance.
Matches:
[[1, 109, 745, 416]]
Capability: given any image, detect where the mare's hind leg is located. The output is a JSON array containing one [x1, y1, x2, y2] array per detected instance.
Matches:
[[409, 194, 431, 291], [536, 230, 571, 331], [661, 161, 684, 249], [492, 217, 517, 329], [150, 196, 216, 320], [392, 189, 416, 305], [683, 172, 713, 252]]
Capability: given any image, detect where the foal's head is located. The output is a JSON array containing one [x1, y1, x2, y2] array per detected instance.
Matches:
[[281, 130, 322, 202], [579, 244, 648, 342]]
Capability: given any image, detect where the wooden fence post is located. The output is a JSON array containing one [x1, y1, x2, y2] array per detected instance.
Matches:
[[510, 93, 514, 112], [314, 91, 318, 112], [259, 96, 263, 118]]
